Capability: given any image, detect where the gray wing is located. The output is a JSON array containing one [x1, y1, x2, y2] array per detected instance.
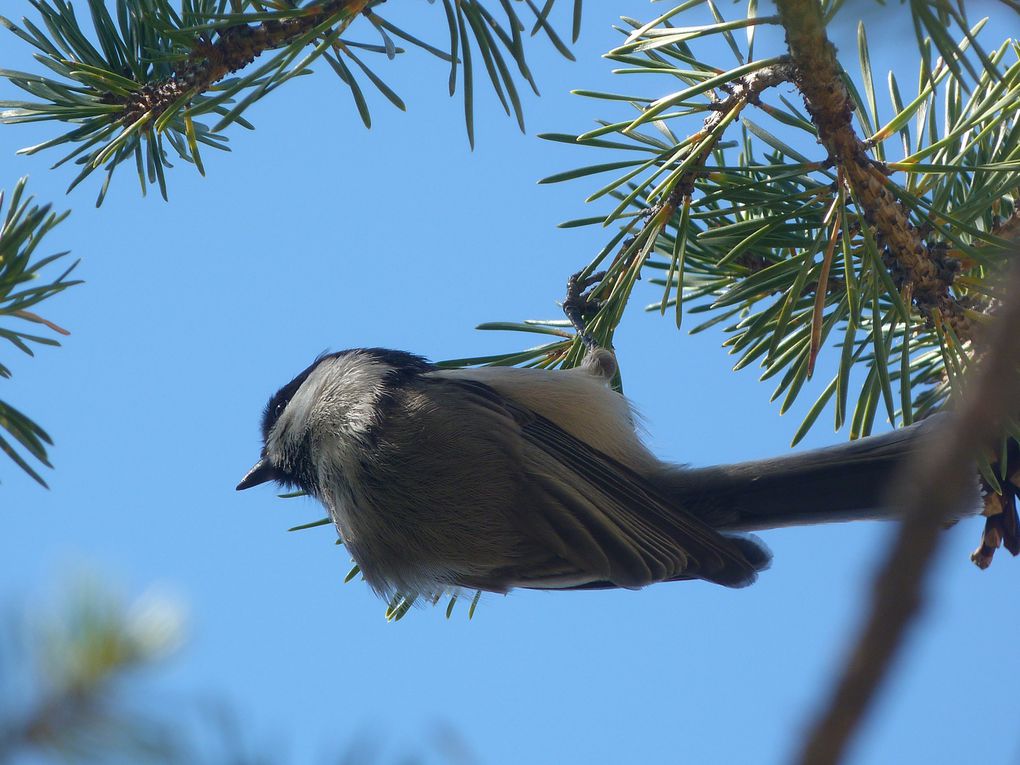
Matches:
[[430, 378, 770, 590]]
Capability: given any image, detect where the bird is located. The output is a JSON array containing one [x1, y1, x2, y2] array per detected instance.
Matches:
[[236, 345, 944, 603]]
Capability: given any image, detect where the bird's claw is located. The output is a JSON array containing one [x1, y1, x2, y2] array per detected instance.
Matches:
[[971, 479, 1020, 569], [563, 269, 606, 350]]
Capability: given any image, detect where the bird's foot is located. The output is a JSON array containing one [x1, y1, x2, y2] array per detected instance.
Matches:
[[971, 482, 1020, 569], [563, 269, 606, 350]]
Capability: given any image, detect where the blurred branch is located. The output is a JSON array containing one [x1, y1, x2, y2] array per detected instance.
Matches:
[[0, 581, 185, 764], [797, 248, 1020, 765], [0, 579, 462, 761]]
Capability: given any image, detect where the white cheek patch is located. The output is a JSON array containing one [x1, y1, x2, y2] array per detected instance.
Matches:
[[309, 355, 390, 437], [266, 353, 391, 471], [266, 364, 329, 459]]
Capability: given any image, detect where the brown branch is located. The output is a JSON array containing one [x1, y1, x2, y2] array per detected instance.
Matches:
[[652, 61, 798, 250], [796, 253, 1020, 765], [577, 62, 797, 349], [119, 0, 370, 125], [992, 208, 1020, 241], [774, 0, 971, 338], [668, 60, 797, 205]]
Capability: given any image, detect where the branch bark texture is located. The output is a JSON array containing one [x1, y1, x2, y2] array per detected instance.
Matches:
[[775, 0, 971, 337], [669, 60, 797, 204], [120, 0, 369, 125]]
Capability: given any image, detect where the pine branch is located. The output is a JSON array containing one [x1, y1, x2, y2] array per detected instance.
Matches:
[[668, 60, 797, 205], [560, 60, 799, 358], [500, 5, 1016, 443], [1, 0, 584, 200], [776, 0, 971, 338], [118, 1, 370, 126], [0, 178, 79, 487]]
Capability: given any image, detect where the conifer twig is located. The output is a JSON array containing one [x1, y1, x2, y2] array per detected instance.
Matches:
[[118, 0, 371, 125], [776, 0, 972, 338]]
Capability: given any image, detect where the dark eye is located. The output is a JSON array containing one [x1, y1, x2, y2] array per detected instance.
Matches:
[[275, 402, 286, 417]]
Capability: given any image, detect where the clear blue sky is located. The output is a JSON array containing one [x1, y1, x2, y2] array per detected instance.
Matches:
[[2, 2, 1018, 763]]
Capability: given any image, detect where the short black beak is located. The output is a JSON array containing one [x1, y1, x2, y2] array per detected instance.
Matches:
[[236, 459, 279, 491]]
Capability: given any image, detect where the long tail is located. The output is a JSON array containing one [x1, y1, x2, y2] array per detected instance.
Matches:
[[648, 417, 960, 532]]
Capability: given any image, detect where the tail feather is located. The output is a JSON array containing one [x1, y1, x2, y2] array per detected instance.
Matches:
[[650, 418, 949, 532]]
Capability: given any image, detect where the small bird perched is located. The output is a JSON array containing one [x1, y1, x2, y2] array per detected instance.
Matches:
[[237, 345, 936, 602]]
